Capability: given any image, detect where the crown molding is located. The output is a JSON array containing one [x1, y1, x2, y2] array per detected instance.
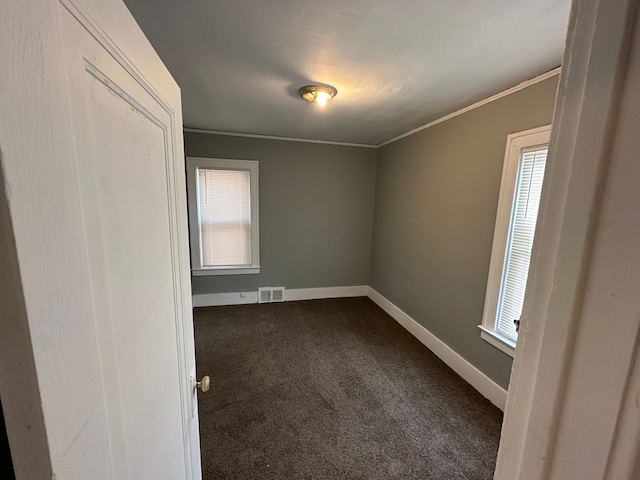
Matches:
[[185, 68, 561, 150], [378, 67, 562, 147], [183, 128, 377, 149]]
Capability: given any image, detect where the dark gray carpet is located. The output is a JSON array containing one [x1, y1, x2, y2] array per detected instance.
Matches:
[[195, 297, 502, 480]]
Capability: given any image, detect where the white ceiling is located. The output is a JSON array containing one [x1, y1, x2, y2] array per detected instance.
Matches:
[[122, 0, 571, 146]]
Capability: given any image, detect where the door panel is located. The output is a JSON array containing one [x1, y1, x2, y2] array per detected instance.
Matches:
[[77, 66, 185, 479]]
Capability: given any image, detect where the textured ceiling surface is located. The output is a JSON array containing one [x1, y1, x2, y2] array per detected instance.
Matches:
[[123, 0, 570, 146]]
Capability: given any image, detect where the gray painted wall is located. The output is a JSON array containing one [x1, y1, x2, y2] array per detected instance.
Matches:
[[184, 133, 377, 295], [369, 76, 559, 389]]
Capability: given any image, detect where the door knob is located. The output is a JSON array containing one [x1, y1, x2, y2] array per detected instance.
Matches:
[[196, 375, 211, 393]]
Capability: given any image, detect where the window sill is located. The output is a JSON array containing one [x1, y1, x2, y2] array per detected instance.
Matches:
[[192, 267, 260, 276], [478, 326, 516, 357]]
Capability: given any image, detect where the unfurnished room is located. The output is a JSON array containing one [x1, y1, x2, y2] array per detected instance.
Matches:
[[2, 1, 640, 480]]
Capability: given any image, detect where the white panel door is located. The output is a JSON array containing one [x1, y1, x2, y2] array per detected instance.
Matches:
[[59, 2, 201, 479], [0, 0, 200, 478]]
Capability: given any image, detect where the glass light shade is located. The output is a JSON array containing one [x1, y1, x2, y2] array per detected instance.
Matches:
[[299, 85, 337, 107], [315, 91, 331, 106]]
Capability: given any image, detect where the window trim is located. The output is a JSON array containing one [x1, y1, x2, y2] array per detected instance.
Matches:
[[186, 157, 260, 276], [479, 125, 551, 357]]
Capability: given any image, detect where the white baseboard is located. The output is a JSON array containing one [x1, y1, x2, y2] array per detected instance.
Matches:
[[284, 285, 368, 302], [192, 285, 368, 308], [192, 291, 258, 307], [366, 287, 508, 411]]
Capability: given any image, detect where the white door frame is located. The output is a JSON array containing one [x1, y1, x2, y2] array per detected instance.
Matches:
[[495, 0, 640, 478]]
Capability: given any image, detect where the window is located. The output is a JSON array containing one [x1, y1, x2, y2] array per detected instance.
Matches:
[[479, 126, 551, 356], [186, 157, 259, 275]]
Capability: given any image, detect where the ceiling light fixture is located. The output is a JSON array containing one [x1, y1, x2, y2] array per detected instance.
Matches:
[[299, 84, 337, 107]]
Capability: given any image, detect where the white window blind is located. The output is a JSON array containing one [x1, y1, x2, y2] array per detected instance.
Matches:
[[196, 168, 252, 268], [495, 147, 548, 341]]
